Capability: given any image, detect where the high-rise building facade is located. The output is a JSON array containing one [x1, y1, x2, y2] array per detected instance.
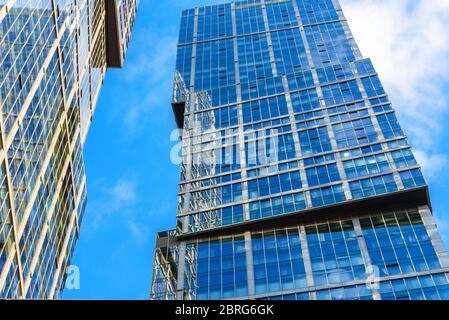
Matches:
[[151, 0, 449, 300], [0, 0, 137, 298]]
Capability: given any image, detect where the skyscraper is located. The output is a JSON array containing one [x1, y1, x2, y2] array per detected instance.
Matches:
[[151, 0, 449, 300], [0, 0, 137, 298]]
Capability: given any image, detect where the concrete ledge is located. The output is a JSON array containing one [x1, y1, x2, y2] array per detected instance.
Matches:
[[176, 186, 431, 241], [105, 0, 123, 68]]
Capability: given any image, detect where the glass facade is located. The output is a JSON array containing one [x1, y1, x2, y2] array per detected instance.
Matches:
[[0, 0, 138, 298], [151, 0, 449, 300]]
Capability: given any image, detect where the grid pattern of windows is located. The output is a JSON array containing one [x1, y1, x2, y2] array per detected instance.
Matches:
[[196, 4, 233, 42], [247, 160, 300, 177], [242, 95, 288, 123], [306, 163, 341, 187], [209, 85, 238, 107], [290, 89, 321, 113], [304, 22, 355, 67], [317, 63, 354, 85], [173, 0, 423, 240], [241, 75, 285, 101], [244, 118, 291, 132], [400, 169, 426, 189], [298, 127, 332, 155], [349, 174, 398, 199], [391, 149, 417, 168], [333, 118, 378, 148], [377, 113, 404, 139], [245, 132, 297, 166], [244, 119, 291, 133], [306, 220, 366, 286], [370, 96, 390, 107], [195, 39, 236, 94], [189, 236, 248, 299], [188, 205, 245, 232], [296, 110, 325, 125], [0, 1, 137, 299], [340, 143, 383, 159], [265, 1, 298, 29], [235, 4, 265, 35], [264, 292, 310, 300], [174, 209, 446, 300], [179, 9, 195, 44], [296, 116, 326, 129], [329, 109, 369, 123], [322, 80, 363, 106], [379, 274, 449, 300], [252, 228, 307, 295], [271, 28, 309, 75], [175, 45, 193, 87], [297, 0, 339, 25], [220, 145, 242, 174], [310, 184, 346, 207], [189, 183, 243, 212], [192, 105, 239, 129], [248, 171, 302, 199], [286, 71, 315, 90], [153, 0, 448, 302], [343, 154, 391, 179], [328, 101, 366, 114], [304, 153, 335, 166], [361, 76, 385, 98], [316, 285, 373, 300], [355, 59, 376, 76], [249, 192, 306, 220], [263, 284, 373, 300], [387, 139, 409, 149], [373, 104, 393, 113], [276, 133, 297, 161], [360, 210, 441, 277], [238, 34, 273, 84]]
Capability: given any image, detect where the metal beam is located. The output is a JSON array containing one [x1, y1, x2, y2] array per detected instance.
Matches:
[[176, 186, 431, 241], [105, 0, 124, 68], [0, 0, 17, 26]]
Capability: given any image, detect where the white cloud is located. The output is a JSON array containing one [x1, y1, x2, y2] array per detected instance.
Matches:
[[121, 33, 178, 131], [81, 177, 160, 246], [127, 220, 149, 244], [124, 35, 178, 84], [341, 0, 449, 178], [106, 178, 137, 211], [413, 150, 448, 179], [85, 178, 137, 232], [433, 208, 449, 245]]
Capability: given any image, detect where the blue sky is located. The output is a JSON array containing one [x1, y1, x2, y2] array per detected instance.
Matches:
[[64, 0, 449, 299]]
